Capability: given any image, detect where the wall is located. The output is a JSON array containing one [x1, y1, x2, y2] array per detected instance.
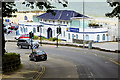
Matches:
[[3, 11, 45, 24], [66, 28, 108, 43]]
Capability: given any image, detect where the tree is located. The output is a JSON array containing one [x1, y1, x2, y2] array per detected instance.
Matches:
[[105, 1, 120, 19], [2, 2, 17, 56], [2, 0, 68, 55]]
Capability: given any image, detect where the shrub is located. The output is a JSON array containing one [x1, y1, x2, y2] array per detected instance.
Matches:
[[34, 35, 39, 39], [48, 37, 57, 41], [58, 39, 62, 41], [2, 53, 21, 73], [38, 36, 47, 40], [42, 36, 47, 40], [52, 37, 58, 41], [48, 37, 62, 41]]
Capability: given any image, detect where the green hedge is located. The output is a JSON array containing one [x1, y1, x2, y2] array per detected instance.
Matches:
[[34, 36, 62, 41], [2, 53, 21, 73], [48, 37, 62, 41]]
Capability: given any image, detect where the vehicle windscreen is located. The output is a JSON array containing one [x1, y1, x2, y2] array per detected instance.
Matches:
[[27, 39, 34, 42], [36, 51, 45, 55]]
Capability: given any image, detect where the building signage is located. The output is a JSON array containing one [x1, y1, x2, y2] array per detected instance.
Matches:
[[69, 28, 79, 32]]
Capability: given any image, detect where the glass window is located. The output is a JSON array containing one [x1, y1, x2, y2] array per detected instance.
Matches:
[[53, 21, 55, 23], [54, 30, 55, 36], [76, 34, 78, 39], [24, 28, 26, 33], [24, 16, 28, 20], [67, 22, 69, 24], [85, 35, 89, 40], [26, 27, 27, 32], [102, 34, 105, 40], [68, 33, 70, 40], [41, 28, 42, 33], [72, 34, 74, 39], [64, 31, 65, 37], [63, 21, 65, 24], [20, 27, 23, 33], [97, 35, 100, 41], [33, 28, 36, 33]]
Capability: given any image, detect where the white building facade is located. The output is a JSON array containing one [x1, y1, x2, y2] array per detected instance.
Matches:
[[18, 10, 109, 43]]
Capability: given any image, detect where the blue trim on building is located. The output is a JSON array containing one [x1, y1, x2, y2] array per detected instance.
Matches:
[[40, 22, 67, 26], [25, 25, 32, 26], [67, 31, 108, 34], [69, 28, 79, 32]]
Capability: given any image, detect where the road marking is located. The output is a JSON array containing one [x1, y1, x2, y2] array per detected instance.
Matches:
[[109, 59, 120, 66], [90, 72, 94, 77], [97, 54, 120, 66], [33, 66, 46, 80], [94, 54, 97, 56]]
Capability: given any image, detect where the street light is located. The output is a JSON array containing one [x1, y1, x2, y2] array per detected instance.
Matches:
[[38, 25, 42, 46], [83, 0, 85, 48]]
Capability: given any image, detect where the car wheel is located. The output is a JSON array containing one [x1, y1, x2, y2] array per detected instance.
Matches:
[[43, 57, 47, 61], [34, 58, 37, 62], [21, 45, 23, 49], [28, 46, 31, 49], [18, 45, 22, 49], [29, 57, 32, 61]]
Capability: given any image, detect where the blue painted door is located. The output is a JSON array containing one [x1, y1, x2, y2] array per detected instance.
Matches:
[[47, 28, 52, 38]]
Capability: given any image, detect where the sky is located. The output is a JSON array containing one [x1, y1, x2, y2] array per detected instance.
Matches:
[[68, 0, 106, 2], [16, 0, 107, 2]]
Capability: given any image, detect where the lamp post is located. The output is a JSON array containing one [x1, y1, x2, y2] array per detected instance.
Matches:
[[56, 23, 60, 48], [83, 0, 85, 48], [39, 25, 42, 46]]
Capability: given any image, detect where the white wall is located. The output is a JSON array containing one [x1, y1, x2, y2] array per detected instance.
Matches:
[[66, 28, 108, 43]]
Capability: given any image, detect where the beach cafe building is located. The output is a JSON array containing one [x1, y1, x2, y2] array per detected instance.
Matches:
[[18, 10, 109, 42]]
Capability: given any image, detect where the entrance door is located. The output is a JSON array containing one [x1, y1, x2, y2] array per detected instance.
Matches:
[[47, 28, 52, 38]]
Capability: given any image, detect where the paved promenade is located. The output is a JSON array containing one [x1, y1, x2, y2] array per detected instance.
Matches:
[[92, 42, 119, 52]]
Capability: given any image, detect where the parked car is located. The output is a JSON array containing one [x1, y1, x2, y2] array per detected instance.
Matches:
[[17, 38, 39, 49], [29, 50, 47, 61], [18, 34, 29, 39]]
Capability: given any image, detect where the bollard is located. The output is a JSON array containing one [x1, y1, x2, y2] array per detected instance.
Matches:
[[88, 41, 92, 49]]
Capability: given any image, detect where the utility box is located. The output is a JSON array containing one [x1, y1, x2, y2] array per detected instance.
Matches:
[[88, 41, 92, 49]]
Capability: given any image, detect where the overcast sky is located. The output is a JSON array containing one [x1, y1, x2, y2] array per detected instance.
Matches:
[[68, 0, 106, 2]]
